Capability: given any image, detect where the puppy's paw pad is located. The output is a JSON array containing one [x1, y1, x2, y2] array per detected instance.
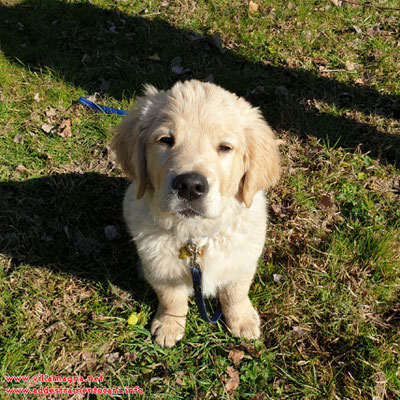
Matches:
[[151, 316, 186, 348]]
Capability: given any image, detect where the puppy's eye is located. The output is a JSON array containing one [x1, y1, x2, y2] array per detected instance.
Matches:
[[158, 135, 174, 147], [218, 144, 233, 153]]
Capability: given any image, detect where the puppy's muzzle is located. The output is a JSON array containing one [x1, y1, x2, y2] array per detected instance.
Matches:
[[172, 173, 209, 202]]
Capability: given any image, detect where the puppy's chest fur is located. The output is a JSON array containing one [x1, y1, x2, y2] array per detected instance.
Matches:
[[123, 183, 268, 297]]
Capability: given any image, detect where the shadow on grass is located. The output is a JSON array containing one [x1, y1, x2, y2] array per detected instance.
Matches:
[[0, 173, 150, 300], [0, 1, 399, 297], [0, 0, 399, 164]]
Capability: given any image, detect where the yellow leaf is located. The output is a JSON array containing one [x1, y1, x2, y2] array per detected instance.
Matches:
[[127, 312, 139, 325]]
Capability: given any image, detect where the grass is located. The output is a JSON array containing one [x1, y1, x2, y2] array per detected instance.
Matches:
[[0, 0, 399, 398]]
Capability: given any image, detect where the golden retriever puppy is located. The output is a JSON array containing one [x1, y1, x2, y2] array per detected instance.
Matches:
[[111, 80, 280, 348]]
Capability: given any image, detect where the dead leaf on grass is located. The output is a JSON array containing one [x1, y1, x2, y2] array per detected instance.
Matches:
[[87, 93, 99, 102], [13, 134, 24, 144], [225, 366, 239, 394], [271, 202, 286, 218], [312, 57, 329, 66], [373, 372, 387, 400], [44, 321, 65, 335], [251, 393, 267, 400], [248, 1, 259, 14], [228, 349, 244, 367], [393, 177, 400, 194], [346, 60, 356, 71], [293, 325, 308, 337], [41, 123, 55, 134], [34, 93, 41, 102], [367, 26, 380, 36], [151, 363, 168, 378], [57, 119, 72, 138], [273, 377, 285, 390], [318, 194, 334, 210], [14, 164, 29, 177], [45, 108, 57, 118], [241, 341, 261, 358], [288, 232, 304, 246], [104, 352, 121, 365], [82, 351, 98, 370], [123, 352, 137, 362], [176, 377, 184, 386]]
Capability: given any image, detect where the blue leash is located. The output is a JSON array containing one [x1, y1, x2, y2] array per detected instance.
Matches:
[[190, 265, 222, 323], [180, 240, 222, 323], [78, 97, 128, 116]]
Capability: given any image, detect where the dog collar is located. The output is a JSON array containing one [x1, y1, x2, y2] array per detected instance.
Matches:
[[179, 240, 222, 323]]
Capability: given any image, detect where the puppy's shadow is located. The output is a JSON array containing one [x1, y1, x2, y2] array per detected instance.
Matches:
[[0, 173, 149, 301]]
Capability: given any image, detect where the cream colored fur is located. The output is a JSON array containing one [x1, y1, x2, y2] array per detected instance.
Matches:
[[111, 80, 280, 348]]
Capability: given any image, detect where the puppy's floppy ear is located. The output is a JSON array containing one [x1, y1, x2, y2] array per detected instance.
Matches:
[[111, 85, 159, 199], [241, 114, 281, 208]]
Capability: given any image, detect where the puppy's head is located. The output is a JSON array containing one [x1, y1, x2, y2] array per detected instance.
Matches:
[[111, 80, 280, 219]]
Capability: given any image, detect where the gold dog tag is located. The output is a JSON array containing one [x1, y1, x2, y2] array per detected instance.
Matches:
[[179, 246, 192, 259], [178, 243, 204, 259]]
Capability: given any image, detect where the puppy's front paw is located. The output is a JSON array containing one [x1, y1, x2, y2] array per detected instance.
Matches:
[[225, 306, 260, 340], [151, 314, 186, 348]]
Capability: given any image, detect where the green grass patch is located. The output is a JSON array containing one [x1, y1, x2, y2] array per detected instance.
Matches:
[[1, 0, 399, 398]]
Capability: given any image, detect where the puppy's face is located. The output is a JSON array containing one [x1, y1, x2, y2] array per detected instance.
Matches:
[[145, 104, 248, 219], [112, 80, 280, 219]]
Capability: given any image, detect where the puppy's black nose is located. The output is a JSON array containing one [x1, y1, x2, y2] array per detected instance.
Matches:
[[172, 173, 209, 201]]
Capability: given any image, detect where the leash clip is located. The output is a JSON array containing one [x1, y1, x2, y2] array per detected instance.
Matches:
[[186, 240, 201, 268]]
